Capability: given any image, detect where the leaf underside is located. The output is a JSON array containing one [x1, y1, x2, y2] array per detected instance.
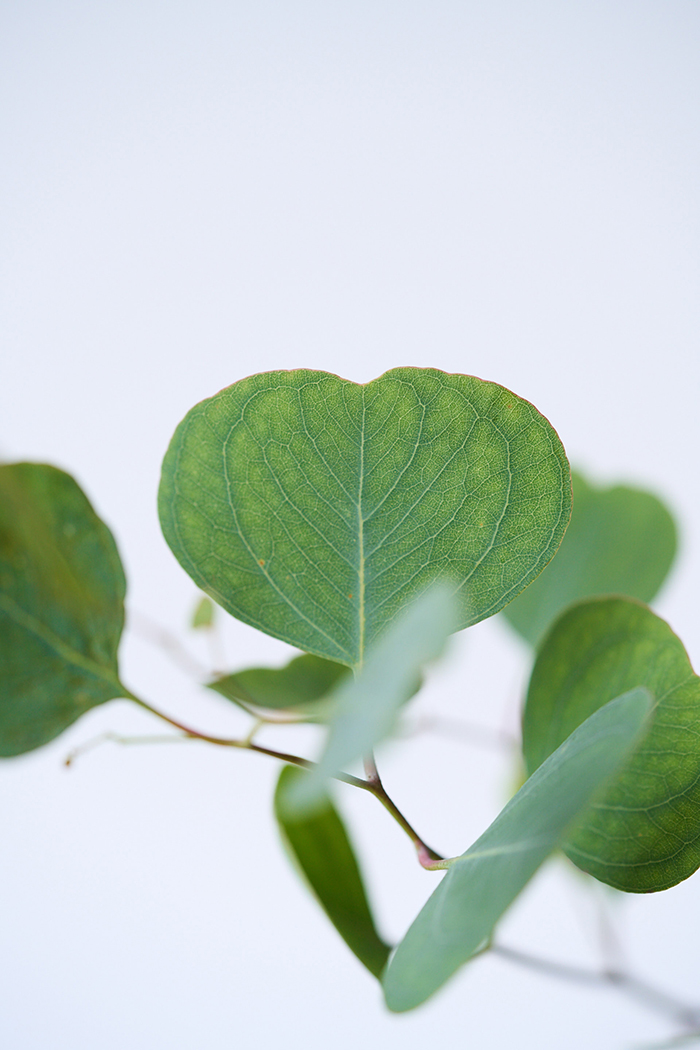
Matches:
[[503, 471, 677, 647], [383, 689, 651, 1011], [0, 463, 127, 756], [158, 368, 571, 666], [208, 652, 350, 711], [524, 597, 700, 891]]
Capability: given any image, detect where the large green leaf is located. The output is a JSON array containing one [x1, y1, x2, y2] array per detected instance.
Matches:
[[275, 765, 391, 978], [383, 688, 651, 1012], [523, 597, 700, 891], [0, 463, 127, 756], [287, 585, 456, 813], [208, 652, 350, 711], [503, 471, 677, 647], [158, 368, 571, 666]]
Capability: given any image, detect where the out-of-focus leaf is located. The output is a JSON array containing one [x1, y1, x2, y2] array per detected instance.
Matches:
[[523, 596, 700, 891], [287, 585, 456, 813], [158, 368, 571, 666], [208, 652, 350, 712], [275, 765, 391, 978], [503, 470, 677, 647], [383, 689, 652, 1012], [191, 595, 214, 629], [0, 463, 127, 755]]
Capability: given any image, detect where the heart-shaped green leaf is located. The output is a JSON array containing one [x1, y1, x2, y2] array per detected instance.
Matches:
[[208, 652, 350, 711], [523, 597, 700, 891], [288, 584, 456, 813], [383, 688, 651, 1012], [503, 471, 677, 647], [0, 463, 127, 756], [158, 368, 571, 666], [275, 765, 391, 978]]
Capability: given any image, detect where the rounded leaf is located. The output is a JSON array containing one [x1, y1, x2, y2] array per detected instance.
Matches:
[[504, 471, 678, 647], [0, 463, 127, 755], [523, 597, 700, 891], [159, 368, 571, 665]]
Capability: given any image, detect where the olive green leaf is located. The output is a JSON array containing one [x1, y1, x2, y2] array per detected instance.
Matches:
[[0, 463, 128, 756], [275, 765, 391, 978], [503, 470, 677, 648], [191, 594, 215, 629], [208, 652, 350, 712], [287, 585, 456, 814], [383, 688, 652, 1012], [158, 368, 571, 666], [523, 597, 700, 891]]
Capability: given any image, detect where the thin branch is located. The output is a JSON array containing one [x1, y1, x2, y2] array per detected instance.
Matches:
[[64, 730, 193, 767], [362, 750, 444, 866], [491, 943, 700, 1031], [127, 610, 209, 679], [120, 694, 443, 861], [402, 714, 518, 751]]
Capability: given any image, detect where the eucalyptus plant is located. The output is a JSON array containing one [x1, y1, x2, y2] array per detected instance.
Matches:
[[2, 367, 696, 1033]]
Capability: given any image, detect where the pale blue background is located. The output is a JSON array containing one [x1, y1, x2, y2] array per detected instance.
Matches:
[[1, 3, 699, 1047]]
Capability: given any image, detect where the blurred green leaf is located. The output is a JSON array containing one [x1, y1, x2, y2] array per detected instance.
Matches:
[[383, 688, 651, 1012], [0, 463, 127, 755], [158, 368, 571, 666], [503, 470, 677, 647], [208, 652, 350, 713], [287, 584, 456, 813], [191, 595, 214, 629], [523, 597, 700, 891], [275, 765, 391, 978]]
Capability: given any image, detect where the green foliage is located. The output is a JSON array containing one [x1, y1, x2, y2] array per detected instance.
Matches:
[[2, 366, 694, 1028], [209, 652, 349, 712], [287, 584, 456, 813], [0, 463, 128, 756], [523, 597, 700, 891], [275, 765, 391, 978], [191, 594, 215, 629], [158, 368, 571, 666], [383, 689, 651, 1010], [503, 470, 678, 648]]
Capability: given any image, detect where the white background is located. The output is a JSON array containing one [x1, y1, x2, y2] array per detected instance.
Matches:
[[1, 3, 699, 1047]]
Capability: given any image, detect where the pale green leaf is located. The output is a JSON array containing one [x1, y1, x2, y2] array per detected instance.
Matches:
[[383, 688, 651, 1012], [503, 470, 677, 647], [191, 594, 215, 629], [275, 765, 391, 978], [158, 368, 571, 666], [523, 597, 700, 891], [208, 652, 349, 711], [288, 584, 456, 813], [0, 463, 127, 756]]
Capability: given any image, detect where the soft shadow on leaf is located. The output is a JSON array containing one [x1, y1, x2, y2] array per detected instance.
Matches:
[[503, 470, 677, 648], [207, 652, 350, 715], [275, 765, 391, 978], [0, 462, 128, 756], [523, 597, 700, 892], [159, 367, 571, 665], [287, 584, 457, 814], [383, 689, 652, 1012]]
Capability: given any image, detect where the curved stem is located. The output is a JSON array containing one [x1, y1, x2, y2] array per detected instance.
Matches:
[[492, 943, 700, 1031], [363, 750, 444, 865], [126, 694, 440, 856]]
